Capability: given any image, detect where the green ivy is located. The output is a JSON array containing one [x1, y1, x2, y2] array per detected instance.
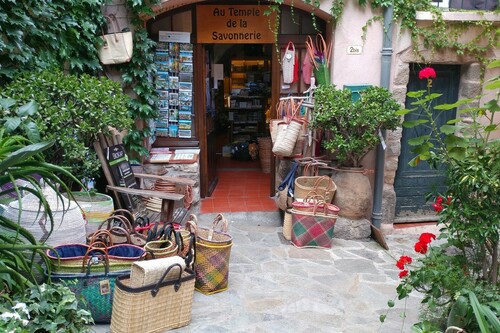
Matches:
[[121, 0, 162, 158], [0, 0, 105, 84]]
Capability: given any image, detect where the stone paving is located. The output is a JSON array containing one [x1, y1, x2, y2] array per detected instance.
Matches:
[[94, 212, 438, 333]]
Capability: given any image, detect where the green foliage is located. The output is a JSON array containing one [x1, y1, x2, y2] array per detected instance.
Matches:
[[120, 25, 159, 157], [385, 65, 500, 332], [312, 85, 400, 167], [0, 99, 40, 143], [0, 0, 106, 83], [399, 65, 500, 283], [0, 283, 94, 332], [0, 127, 81, 295], [0, 69, 133, 183]]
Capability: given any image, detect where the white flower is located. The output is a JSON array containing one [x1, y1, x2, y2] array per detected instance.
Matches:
[[0, 311, 21, 320], [12, 302, 28, 316]]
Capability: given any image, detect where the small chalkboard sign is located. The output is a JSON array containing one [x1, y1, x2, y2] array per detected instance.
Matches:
[[104, 144, 140, 211]]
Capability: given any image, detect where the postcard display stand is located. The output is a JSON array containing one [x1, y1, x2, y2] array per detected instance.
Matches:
[[154, 33, 193, 139]]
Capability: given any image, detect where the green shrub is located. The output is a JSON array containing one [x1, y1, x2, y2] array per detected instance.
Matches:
[[1, 69, 133, 184]]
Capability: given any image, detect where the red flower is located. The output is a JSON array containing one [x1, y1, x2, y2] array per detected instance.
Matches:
[[432, 203, 443, 212], [447, 196, 452, 205], [414, 241, 428, 254], [419, 232, 436, 244], [396, 255, 413, 270], [435, 196, 443, 204], [419, 67, 437, 80], [399, 270, 409, 278]]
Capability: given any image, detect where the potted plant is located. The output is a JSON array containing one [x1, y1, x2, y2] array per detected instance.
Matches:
[[312, 85, 401, 168], [311, 85, 400, 218]]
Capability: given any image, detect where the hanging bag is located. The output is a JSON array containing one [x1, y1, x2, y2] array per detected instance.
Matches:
[[282, 41, 296, 84], [98, 15, 133, 65]]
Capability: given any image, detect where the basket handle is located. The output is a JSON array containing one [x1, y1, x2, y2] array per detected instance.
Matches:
[[82, 244, 110, 274], [208, 214, 228, 241], [87, 229, 114, 247], [151, 263, 183, 297]]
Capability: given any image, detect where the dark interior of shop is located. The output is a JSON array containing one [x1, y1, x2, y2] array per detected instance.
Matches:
[[211, 43, 272, 170]]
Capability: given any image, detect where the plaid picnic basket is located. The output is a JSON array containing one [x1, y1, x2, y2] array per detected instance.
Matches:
[[290, 200, 340, 249], [187, 214, 233, 295]]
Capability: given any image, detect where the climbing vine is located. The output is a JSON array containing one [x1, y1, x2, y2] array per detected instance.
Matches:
[[267, 0, 499, 74], [121, 0, 161, 159]]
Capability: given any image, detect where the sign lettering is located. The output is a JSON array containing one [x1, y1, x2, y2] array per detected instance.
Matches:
[[196, 5, 276, 44]]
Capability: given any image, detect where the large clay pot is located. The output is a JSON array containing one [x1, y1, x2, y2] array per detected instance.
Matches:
[[332, 167, 372, 219]]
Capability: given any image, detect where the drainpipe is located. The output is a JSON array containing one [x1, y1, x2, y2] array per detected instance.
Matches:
[[371, 2, 394, 229]]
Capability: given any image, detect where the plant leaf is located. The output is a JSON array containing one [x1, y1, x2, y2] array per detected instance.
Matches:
[[18, 100, 38, 116], [4, 117, 22, 133], [403, 119, 429, 128], [469, 291, 491, 333], [440, 124, 456, 134], [0, 98, 16, 109], [408, 135, 430, 146]]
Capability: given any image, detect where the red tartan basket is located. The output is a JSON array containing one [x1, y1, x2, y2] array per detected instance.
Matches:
[[290, 205, 339, 249]]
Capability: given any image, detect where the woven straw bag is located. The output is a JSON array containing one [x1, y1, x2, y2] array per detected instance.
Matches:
[[188, 214, 233, 294], [195, 214, 232, 245], [272, 118, 303, 157], [294, 175, 337, 203], [144, 239, 178, 259], [129, 256, 186, 288], [47, 241, 145, 274], [283, 208, 293, 241], [110, 264, 195, 333]]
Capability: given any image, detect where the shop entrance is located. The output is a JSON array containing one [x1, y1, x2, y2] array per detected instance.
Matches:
[[204, 43, 273, 198]]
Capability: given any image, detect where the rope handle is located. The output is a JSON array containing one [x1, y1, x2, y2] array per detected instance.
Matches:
[[208, 213, 228, 241]]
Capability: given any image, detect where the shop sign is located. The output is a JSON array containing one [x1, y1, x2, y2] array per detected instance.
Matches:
[[196, 5, 276, 44]]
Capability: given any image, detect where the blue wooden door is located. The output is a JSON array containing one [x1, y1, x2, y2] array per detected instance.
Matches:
[[394, 64, 460, 218]]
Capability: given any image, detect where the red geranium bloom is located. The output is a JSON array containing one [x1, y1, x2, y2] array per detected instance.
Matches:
[[396, 255, 413, 269], [435, 196, 443, 204], [419, 67, 437, 80], [414, 241, 428, 254], [419, 232, 436, 244], [432, 203, 443, 212], [399, 270, 409, 278]]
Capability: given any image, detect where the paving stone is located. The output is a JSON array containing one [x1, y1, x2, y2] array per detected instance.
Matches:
[[93, 215, 436, 333]]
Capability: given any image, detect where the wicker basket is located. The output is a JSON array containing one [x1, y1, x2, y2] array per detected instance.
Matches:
[[0, 186, 86, 246], [187, 214, 233, 294], [294, 175, 337, 203], [129, 256, 186, 288], [195, 214, 232, 246], [272, 119, 303, 157], [110, 264, 195, 333], [144, 239, 178, 259], [257, 137, 272, 174], [283, 209, 293, 241], [47, 243, 145, 274], [67, 192, 114, 225]]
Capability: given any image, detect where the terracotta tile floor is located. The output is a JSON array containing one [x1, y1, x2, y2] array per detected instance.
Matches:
[[200, 158, 278, 213]]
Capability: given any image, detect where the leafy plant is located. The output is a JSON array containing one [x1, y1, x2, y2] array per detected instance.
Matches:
[[0, 69, 133, 185], [0, 99, 40, 143], [397, 63, 500, 283], [0, 128, 81, 295], [0, 0, 106, 83], [381, 63, 500, 332], [0, 283, 94, 332], [312, 85, 400, 167]]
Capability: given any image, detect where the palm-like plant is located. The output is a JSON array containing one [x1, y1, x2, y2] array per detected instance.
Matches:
[[0, 117, 80, 295]]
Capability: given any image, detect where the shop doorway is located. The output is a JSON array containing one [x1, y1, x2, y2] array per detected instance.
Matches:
[[205, 43, 273, 196]]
